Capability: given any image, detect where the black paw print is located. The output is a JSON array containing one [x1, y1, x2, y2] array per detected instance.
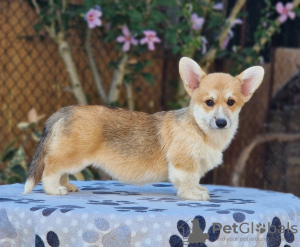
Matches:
[[152, 183, 172, 187], [87, 200, 136, 206], [0, 197, 45, 204], [256, 223, 266, 233], [115, 206, 166, 213], [266, 217, 295, 247], [92, 191, 141, 196], [36, 231, 60, 247], [205, 208, 253, 223], [169, 215, 220, 247], [30, 205, 84, 216]]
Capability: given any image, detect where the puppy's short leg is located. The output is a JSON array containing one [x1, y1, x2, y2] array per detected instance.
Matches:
[[42, 160, 68, 195], [60, 174, 78, 192], [43, 173, 68, 196], [168, 162, 210, 201]]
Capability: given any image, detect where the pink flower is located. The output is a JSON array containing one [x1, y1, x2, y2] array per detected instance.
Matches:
[[140, 30, 161, 51], [85, 8, 102, 29], [220, 18, 242, 50], [276, 2, 296, 23], [230, 18, 243, 27], [221, 35, 230, 50], [27, 108, 45, 124], [191, 13, 205, 30], [116, 26, 138, 52], [213, 3, 224, 11]]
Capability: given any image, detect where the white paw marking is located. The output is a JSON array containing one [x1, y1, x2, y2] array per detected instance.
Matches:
[[178, 188, 211, 201], [57, 186, 68, 195]]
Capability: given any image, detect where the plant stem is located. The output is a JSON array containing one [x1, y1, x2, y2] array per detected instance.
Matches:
[[31, 0, 87, 105], [58, 37, 88, 105], [124, 82, 134, 110], [85, 28, 107, 103], [231, 133, 300, 186], [201, 0, 247, 71], [108, 54, 128, 104]]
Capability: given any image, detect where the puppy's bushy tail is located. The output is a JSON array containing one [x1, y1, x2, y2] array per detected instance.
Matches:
[[23, 125, 51, 194], [23, 106, 74, 194]]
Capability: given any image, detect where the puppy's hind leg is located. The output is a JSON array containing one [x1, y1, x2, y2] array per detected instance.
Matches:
[[43, 173, 68, 196], [60, 174, 78, 192], [42, 160, 68, 195]]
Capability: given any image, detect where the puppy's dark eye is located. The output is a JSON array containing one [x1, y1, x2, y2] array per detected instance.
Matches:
[[227, 99, 235, 106], [205, 100, 214, 107]]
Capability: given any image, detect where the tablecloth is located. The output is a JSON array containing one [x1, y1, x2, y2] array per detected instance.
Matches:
[[0, 181, 299, 247]]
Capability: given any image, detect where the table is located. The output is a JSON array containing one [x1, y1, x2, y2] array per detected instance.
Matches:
[[0, 181, 299, 247]]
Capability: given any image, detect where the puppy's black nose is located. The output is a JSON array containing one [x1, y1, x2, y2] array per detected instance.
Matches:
[[216, 119, 227, 128]]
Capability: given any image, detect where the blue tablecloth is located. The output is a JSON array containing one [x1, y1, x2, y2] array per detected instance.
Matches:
[[0, 181, 299, 247]]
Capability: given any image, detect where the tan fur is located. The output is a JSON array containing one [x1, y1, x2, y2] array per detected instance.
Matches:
[[24, 57, 264, 200]]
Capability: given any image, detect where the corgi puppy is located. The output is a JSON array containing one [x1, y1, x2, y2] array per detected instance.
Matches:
[[24, 57, 264, 201]]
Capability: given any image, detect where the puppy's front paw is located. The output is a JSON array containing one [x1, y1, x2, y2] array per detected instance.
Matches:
[[65, 183, 79, 192], [178, 188, 210, 201], [197, 185, 209, 194]]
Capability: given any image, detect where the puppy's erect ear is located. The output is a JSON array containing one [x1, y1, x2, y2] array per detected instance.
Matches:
[[236, 66, 264, 102], [179, 57, 206, 96]]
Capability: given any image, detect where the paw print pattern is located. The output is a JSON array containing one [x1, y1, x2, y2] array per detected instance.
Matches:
[[86, 199, 165, 212], [210, 189, 235, 193], [138, 197, 180, 203], [152, 183, 173, 187], [116, 206, 166, 213], [91, 181, 126, 187], [266, 217, 295, 247], [209, 198, 256, 204], [35, 231, 60, 247], [256, 223, 266, 233], [169, 215, 220, 247], [80, 186, 109, 191], [92, 191, 141, 196], [30, 205, 84, 216], [82, 217, 131, 247], [205, 208, 254, 223], [0, 209, 17, 247], [0, 197, 45, 204], [177, 202, 220, 208], [87, 200, 136, 206]]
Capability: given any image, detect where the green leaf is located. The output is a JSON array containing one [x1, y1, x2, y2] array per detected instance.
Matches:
[[142, 73, 154, 86], [0, 138, 19, 162], [133, 61, 144, 72], [2, 148, 18, 162], [69, 174, 77, 181], [34, 23, 43, 32], [31, 130, 42, 142], [10, 165, 27, 181], [144, 60, 152, 67], [0, 172, 8, 182], [7, 175, 23, 184], [108, 61, 118, 70], [216, 50, 228, 59], [124, 74, 136, 85], [17, 122, 30, 130], [81, 168, 94, 180]]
